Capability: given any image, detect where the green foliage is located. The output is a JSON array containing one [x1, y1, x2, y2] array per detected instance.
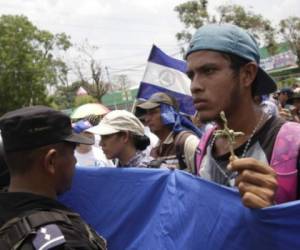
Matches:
[[0, 15, 71, 115], [174, 0, 209, 45], [50, 81, 82, 109], [73, 41, 109, 101], [217, 5, 276, 50], [51, 80, 108, 110], [174, 0, 276, 54], [279, 17, 300, 67], [73, 95, 97, 108], [276, 77, 300, 89]]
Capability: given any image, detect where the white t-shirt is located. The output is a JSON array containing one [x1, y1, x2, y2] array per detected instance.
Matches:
[[75, 146, 114, 167], [144, 126, 159, 159]]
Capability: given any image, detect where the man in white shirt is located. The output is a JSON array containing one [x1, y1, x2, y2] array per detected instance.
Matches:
[[73, 120, 113, 167]]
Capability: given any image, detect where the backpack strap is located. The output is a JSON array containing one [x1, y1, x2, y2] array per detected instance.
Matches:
[[0, 210, 75, 249], [174, 131, 194, 170], [194, 126, 216, 175], [83, 222, 107, 250], [271, 121, 300, 204]]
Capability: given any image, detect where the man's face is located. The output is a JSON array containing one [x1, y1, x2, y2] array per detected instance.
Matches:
[[55, 142, 77, 195], [144, 107, 165, 134], [76, 132, 94, 151], [187, 50, 242, 123], [278, 93, 289, 103]]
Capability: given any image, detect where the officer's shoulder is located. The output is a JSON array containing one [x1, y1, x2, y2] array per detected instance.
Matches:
[[31, 223, 66, 249], [30, 212, 107, 250]]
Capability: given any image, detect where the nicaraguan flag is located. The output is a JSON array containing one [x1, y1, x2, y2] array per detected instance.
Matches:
[[137, 45, 195, 115]]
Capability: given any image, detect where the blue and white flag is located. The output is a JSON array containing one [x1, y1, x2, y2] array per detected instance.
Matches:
[[137, 45, 195, 115]]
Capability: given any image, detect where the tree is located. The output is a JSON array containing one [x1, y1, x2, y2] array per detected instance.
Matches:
[[0, 15, 71, 115], [51, 81, 84, 110], [73, 41, 109, 102], [279, 17, 300, 67], [112, 74, 133, 110], [73, 95, 97, 108], [174, 0, 276, 54], [174, 0, 209, 47], [111, 74, 132, 91]]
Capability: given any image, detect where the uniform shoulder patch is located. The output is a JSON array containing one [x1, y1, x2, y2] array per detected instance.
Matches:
[[32, 224, 66, 250]]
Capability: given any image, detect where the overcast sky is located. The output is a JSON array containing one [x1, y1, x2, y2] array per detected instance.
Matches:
[[0, 0, 299, 86]]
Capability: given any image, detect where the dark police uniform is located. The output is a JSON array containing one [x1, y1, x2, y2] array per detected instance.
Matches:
[[0, 192, 106, 249], [0, 106, 107, 249]]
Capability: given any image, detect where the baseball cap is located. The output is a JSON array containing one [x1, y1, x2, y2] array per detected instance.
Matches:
[[87, 110, 145, 136], [136, 92, 178, 110], [0, 106, 94, 152], [185, 23, 277, 95], [289, 91, 300, 101], [279, 87, 293, 98]]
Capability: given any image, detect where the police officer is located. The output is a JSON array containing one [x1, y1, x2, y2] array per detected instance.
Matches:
[[0, 134, 9, 190], [0, 106, 106, 249]]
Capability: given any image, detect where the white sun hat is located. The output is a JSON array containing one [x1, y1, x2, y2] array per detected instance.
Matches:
[[87, 110, 145, 136]]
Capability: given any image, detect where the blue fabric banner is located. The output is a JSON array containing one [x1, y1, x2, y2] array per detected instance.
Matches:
[[59, 167, 300, 250]]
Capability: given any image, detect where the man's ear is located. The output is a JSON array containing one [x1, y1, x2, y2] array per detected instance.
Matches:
[[44, 148, 58, 175], [240, 62, 258, 89]]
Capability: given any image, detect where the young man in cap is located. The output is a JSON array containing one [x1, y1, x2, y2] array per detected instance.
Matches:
[[276, 88, 294, 120], [186, 23, 300, 208], [72, 120, 113, 167], [289, 91, 300, 123], [0, 106, 106, 249], [136, 92, 201, 171], [277, 87, 293, 109]]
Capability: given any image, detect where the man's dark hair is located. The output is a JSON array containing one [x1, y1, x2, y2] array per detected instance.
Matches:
[[221, 52, 258, 96], [5, 143, 69, 176], [5, 148, 45, 176]]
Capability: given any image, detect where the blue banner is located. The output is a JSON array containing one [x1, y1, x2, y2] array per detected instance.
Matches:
[[60, 167, 300, 250]]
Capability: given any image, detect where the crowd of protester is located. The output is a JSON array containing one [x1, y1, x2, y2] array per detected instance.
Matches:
[[70, 85, 300, 172], [0, 22, 300, 249]]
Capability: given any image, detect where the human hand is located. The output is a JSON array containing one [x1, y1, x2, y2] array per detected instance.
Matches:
[[279, 108, 293, 121], [228, 158, 277, 208], [291, 109, 300, 123]]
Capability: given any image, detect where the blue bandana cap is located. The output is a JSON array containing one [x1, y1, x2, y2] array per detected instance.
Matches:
[[185, 23, 277, 95], [72, 120, 92, 134], [160, 104, 202, 137]]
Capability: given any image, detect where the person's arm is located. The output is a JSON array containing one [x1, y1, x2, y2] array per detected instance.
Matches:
[[228, 158, 277, 208], [183, 134, 200, 173]]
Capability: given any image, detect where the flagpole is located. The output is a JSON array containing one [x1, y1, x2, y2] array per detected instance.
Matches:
[[131, 99, 137, 113], [105, 66, 117, 110], [132, 49, 150, 113]]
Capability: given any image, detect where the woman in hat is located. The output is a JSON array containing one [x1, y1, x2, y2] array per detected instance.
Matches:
[[87, 110, 151, 168]]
